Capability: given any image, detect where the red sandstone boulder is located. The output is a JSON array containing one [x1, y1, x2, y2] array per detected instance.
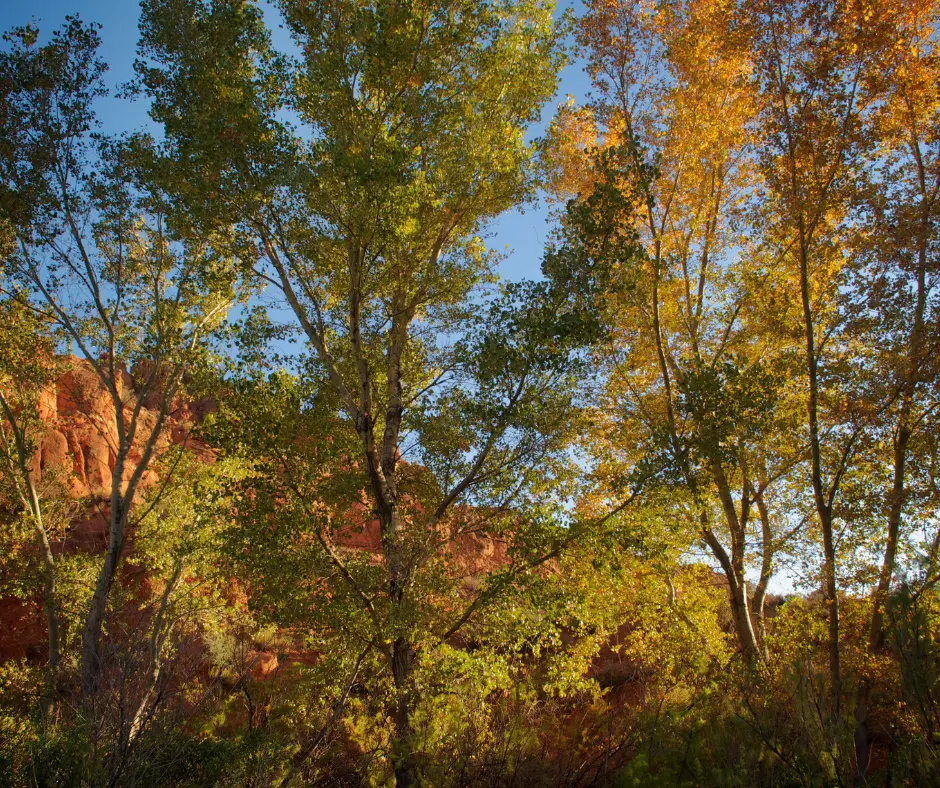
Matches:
[[248, 650, 280, 680]]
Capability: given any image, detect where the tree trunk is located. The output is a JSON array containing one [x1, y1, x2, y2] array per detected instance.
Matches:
[[384, 501, 417, 787], [79, 497, 126, 696], [37, 529, 59, 673], [730, 576, 760, 664], [820, 509, 842, 723], [391, 636, 416, 787], [364, 427, 416, 786], [27, 480, 60, 718], [709, 460, 762, 661], [78, 383, 171, 698], [853, 420, 913, 785], [798, 224, 842, 724], [36, 513, 60, 719], [751, 485, 773, 657], [702, 524, 760, 662]]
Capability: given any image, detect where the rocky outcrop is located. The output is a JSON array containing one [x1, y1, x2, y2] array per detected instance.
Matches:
[[1, 357, 207, 661], [26, 357, 203, 502]]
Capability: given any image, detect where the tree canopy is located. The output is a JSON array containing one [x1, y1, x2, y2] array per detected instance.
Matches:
[[0, 0, 938, 786]]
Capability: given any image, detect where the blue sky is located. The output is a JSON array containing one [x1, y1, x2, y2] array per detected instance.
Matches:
[[0, 0, 593, 282]]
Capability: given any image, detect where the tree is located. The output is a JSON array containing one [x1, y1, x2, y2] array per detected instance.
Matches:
[[133, 0, 584, 782], [547, 0, 803, 662], [0, 18, 246, 696], [0, 295, 62, 714], [845, 0, 940, 778], [747, 0, 869, 727]]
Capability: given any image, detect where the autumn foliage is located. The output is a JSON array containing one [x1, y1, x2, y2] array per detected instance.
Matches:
[[0, 0, 939, 786]]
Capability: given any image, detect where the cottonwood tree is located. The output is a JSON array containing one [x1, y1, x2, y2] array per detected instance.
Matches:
[[747, 0, 888, 732], [131, 0, 600, 782], [546, 0, 803, 662], [0, 19, 246, 697], [844, 0, 940, 779], [0, 296, 64, 715]]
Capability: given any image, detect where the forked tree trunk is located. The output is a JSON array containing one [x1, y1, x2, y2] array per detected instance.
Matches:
[[710, 460, 764, 662], [702, 523, 761, 662], [79, 390, 170, 697]]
